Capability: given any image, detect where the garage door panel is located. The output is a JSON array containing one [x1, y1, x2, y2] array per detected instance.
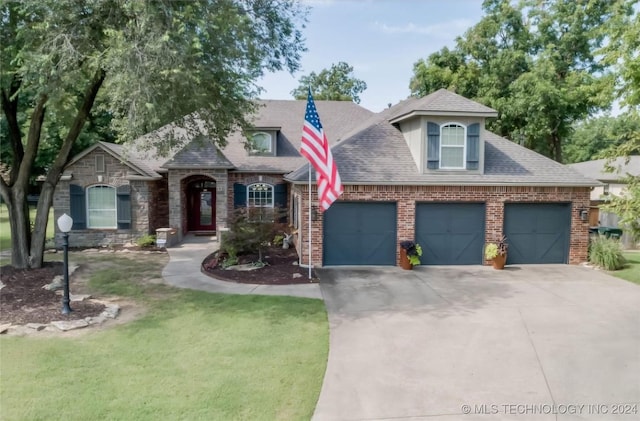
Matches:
[[504, 203, 570, 264], [323, 202, 396, 266], [416, 203, 485, 265]]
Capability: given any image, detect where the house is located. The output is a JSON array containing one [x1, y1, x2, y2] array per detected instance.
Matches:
[[54, 89, 598, 265], [568, 156, 640, 248]]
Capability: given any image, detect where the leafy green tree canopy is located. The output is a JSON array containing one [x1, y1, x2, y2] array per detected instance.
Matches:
[[291, 61, 367, 103], [409, 0, 634, 163], [1, 0, 307, 269]]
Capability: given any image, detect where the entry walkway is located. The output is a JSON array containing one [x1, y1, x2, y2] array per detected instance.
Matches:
[[161, 234, 322, 299]]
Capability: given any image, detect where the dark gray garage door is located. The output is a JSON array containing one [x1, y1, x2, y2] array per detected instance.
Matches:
[[504, 203, 571, 264], [415, 203, 485, 265], [323, 202, 397, 265]]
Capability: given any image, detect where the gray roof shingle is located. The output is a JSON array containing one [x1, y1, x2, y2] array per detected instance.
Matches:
[[286, 108, 599, 187], [162, 136, 235, 169], [568, 156, 640, 182], [387, 88, 498, 123]]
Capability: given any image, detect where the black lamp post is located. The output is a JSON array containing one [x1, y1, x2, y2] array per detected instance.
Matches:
[[57, 213, 73, 314]]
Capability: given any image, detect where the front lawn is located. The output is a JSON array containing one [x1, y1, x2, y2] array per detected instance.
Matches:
[[0, 204, 55, 252], [0, 252, 329, 421], [611, 252, 640, 285]]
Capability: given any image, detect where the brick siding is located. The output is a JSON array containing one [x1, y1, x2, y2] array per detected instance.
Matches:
[[292, 184, 591, 267]]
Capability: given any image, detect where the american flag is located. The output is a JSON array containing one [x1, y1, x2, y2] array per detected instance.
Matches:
[[300, 90, 343, 211]]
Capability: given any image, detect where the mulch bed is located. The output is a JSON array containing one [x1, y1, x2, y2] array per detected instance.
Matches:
[[202, 246, 317, 284], [0, 262, 105, 325]]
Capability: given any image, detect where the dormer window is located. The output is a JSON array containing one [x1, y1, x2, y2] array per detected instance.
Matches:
[[426, 121, 480, 171], [249, 132, 274, 155]]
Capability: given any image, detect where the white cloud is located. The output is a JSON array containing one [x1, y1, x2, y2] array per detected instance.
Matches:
[[377, 18, 473, 38]]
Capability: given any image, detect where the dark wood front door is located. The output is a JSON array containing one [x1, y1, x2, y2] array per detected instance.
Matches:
[[187, 180, 216, 231]]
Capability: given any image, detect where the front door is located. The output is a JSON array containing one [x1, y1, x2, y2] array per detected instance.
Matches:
[[187, 180, 216, 231]]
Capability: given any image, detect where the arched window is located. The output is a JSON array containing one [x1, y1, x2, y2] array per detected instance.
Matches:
[[247, 183, 274, 207], [439, 123, 466, 169], [87, 185, 117, 228]]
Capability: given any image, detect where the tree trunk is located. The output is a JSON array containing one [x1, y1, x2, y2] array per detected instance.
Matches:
[[5, 69, 106, 269], [552, 133, 562, 163], [7, 192, 31, 268]]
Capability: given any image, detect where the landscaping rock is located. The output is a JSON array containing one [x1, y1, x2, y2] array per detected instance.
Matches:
[[70, 294, 92, 302], [292, 261, 299, 266], [103, 304, 120, 319], [83, 248, 100, 253], [26, 323, 48, 331], [0, 323, 11, 334], [51, 320, 89, 331], [292, 273, 302, 279], [226, 263, 262, 272], [43, 276, 63, 291]]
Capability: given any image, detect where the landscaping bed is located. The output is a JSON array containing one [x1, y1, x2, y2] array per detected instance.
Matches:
[[202, 245, 317, 284]]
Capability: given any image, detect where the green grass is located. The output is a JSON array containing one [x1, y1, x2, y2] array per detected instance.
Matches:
[[1, 253, 329, 421], [610, 252, 640, 285], [0, 204, 55, 252]]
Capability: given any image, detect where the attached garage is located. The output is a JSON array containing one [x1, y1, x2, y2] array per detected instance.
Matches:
[[323, 202, 397, 265], [504, 203, 571, 264], [415, 203, 485, 265]]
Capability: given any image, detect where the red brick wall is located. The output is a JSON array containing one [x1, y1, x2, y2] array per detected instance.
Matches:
[[226, 173, 287, 225], [293, 184, 591, 266]]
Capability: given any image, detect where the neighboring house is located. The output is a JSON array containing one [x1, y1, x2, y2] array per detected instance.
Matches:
[[568, 156, 640, 248], [54, 89, 598, 265]]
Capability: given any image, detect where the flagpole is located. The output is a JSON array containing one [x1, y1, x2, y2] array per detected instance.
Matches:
[[308, 164, 312, 279]]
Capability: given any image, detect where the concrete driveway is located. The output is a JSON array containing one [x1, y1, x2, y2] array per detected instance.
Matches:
[[313, 265, 640, 421]]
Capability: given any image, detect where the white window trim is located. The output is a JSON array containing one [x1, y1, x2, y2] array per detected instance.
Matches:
[[247, 183, 274, 208], [439, 122, 467, 170], [86, 184, 117, 229], [249, 132, 273, 154]]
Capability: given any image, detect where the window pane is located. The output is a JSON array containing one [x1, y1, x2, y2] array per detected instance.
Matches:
[[247, 183, 274, 207], [441, 125, 465, 146], [252, 133, 271, 152], [87, 186, 116, 228], [441, 147, 464, 168]]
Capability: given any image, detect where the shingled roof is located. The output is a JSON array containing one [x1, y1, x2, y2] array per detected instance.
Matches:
[[568, 156, 640, 182], [286, 105, 599, 187], [387, 88, 498, 123], [64, 141, 164, 180]]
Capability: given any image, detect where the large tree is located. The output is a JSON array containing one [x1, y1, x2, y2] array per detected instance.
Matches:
[[410, 0, 633, 162], [597, 5, 640, 240], [1, 0, 307, 269], [291, 61, 367, 103]]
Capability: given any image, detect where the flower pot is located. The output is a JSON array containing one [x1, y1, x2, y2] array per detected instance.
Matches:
[[492, 254, 507, 270], [399, 248, 413, 270]]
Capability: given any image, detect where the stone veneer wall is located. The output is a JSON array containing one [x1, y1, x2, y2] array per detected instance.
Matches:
[[292, 184, 591, 267], [149, 175, 169, 230], [53, 149, 154, 248], [167, 169, 228, 241]]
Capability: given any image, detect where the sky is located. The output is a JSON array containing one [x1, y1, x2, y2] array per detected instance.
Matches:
[[258, 0, 485, 112]]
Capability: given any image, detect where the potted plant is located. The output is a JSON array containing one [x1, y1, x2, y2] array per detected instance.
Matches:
[[485, 235, 508, 270], [399, 240, 423, 270]]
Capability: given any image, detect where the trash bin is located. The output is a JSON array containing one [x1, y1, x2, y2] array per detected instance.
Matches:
[[597, 227, 623, 239]]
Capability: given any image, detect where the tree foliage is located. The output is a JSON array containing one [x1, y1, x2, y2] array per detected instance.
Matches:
[[0, 0, 307, 269], [596, 4, 640, 241], [564, 114, 640, 164], [409, 0, 633, 162], [291, 61, 367, 103]]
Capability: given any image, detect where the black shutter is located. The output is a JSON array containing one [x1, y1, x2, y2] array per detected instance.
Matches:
[[233, 183, 247, 207], [274, 184, 287, 208], [466, 123, 480, 170], [273, 183, 288, 223], [426, 122, 440, 169], [117, 185, 132, 229], [69, 184, 86, 229]]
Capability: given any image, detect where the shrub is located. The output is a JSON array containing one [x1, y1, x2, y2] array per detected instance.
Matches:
[[220, 208, 287, 262], [589, 235, 626, 270], [136, 234, 156, 248]]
